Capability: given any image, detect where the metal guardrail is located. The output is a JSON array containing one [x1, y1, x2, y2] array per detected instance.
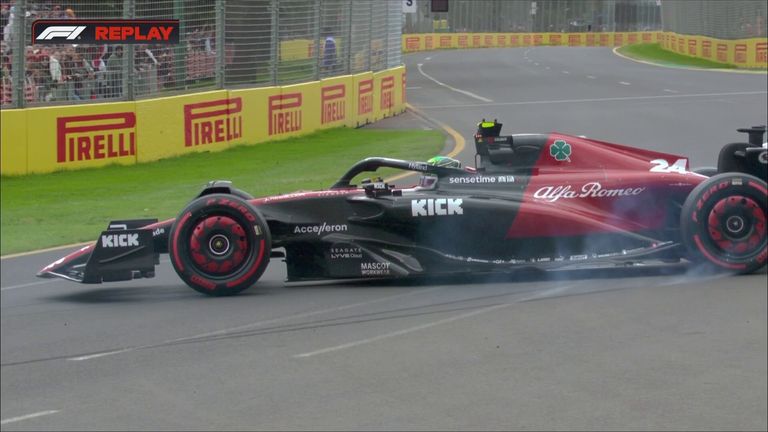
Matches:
[[662, 0, 767, 40], [403, 0, 662, 34]]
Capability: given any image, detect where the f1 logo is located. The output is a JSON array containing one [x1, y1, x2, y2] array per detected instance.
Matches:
[[36, 26, 86, 41]]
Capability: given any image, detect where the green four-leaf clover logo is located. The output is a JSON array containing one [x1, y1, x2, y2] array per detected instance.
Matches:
[[550, 139, 572, 162]]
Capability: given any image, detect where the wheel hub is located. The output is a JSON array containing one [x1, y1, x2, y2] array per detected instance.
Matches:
[[725, 215, 746, 236], [707, 195, 766, 255], [208, 234, 231, 256], [189, 216, 249, 276]]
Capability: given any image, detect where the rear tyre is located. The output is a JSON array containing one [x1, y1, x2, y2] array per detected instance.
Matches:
[[680, 173, 767, 274], [169, 194, 271, 296]]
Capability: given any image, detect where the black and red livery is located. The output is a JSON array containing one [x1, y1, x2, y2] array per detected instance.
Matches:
[[39, 122, 768, 296]]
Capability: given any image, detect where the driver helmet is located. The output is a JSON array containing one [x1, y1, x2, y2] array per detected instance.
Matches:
[[427, 156, 462, 169]]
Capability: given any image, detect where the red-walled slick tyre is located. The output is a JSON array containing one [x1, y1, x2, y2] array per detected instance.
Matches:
[[681, 173, 767, 274], [169, 194, 271, 296]]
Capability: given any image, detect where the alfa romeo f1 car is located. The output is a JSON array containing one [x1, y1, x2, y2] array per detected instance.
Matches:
[[39, 121, 768, 296]]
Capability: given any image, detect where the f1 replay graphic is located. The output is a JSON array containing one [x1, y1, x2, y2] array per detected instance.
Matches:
[[39, 121, 767, 296], [32, 20, 179, 44]]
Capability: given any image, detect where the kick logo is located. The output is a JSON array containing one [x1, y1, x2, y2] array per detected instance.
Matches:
[[101, 233, 139, 248], [411, 198, 463, 217]]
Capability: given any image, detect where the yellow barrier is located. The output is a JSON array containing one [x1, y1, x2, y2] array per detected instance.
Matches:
[[403, 32, 767, 69], [659, 32, 767, 69], [135, 90, 236, 163], [280, 39, 314, 62], [229, 85, 282, 148], [394, 65, 407, 115], [402, 32, 660, 52], [0, 109, 27, 175], [279, 38, 345, 62], [275, 81, 320, 140], [372, 69, 396, 121], [318, 75, 355, 130], [25, 101, 138, 174], [352, 72, 375, 127], [0, 65, 406, 175]]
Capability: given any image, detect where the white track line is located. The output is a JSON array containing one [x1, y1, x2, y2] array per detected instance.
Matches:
[[293, 303, 511, 358], [562, 70, 570, 74], [663, 88, 679, 93], [67, 286, 444, 362], [1, 410, 60, 425], [619, 81, 631, 85], [586, 75, 596, 79], [68, 349, 135, 361], [418, 91, 767, 110], [1, 280, 55, 292], [416, 63, 493, 103], [406, 86, 422, 89]]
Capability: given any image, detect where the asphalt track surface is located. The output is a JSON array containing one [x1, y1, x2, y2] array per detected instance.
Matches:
[[2, 47, 767, 431]]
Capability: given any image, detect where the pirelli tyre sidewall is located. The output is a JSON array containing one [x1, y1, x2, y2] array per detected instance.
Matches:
[[681, 173, 768, 274], [169, 194, 271, 296]]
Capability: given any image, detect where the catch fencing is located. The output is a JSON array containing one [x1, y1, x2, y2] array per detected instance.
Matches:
[[403, 0, 662, 34], [661, 0, 767, 40], [0, 0, 403, 108]]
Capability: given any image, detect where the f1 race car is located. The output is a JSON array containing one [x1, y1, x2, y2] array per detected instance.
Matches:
[[39, 121, 768, 296]]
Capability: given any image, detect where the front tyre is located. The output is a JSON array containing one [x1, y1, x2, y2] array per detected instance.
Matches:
[[169, 194, 271, 296], [680, 173, 767, 274]]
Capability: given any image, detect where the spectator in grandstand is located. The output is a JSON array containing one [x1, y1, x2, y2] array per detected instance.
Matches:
[[202, 25, 214, 54], [106, 45, 123, 98], [66, 48, 89, 100], [156, 46, 173, 89], [1, 40, 9, 80], [3, 1, 15, 44], [65, 7, 75, 19], [321, 27, 338, 75], [87, 45, 107, 98], [46, 49, 62, 101], [50, 5, 64, 19], [187, 26, 203, 52], [27, 47, 48, 101], [1, 3, 9, 30]]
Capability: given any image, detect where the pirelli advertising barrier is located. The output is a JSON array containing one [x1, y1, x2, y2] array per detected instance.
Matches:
[[657, 32, 767, 70], [402, 32, 767, 70], [0, 65, 405, 175], [402, 32, 664, 52]]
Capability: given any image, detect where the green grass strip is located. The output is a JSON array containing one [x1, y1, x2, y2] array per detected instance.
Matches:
[[617, 43, 738, 70], [1, 127, 444, 254]]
